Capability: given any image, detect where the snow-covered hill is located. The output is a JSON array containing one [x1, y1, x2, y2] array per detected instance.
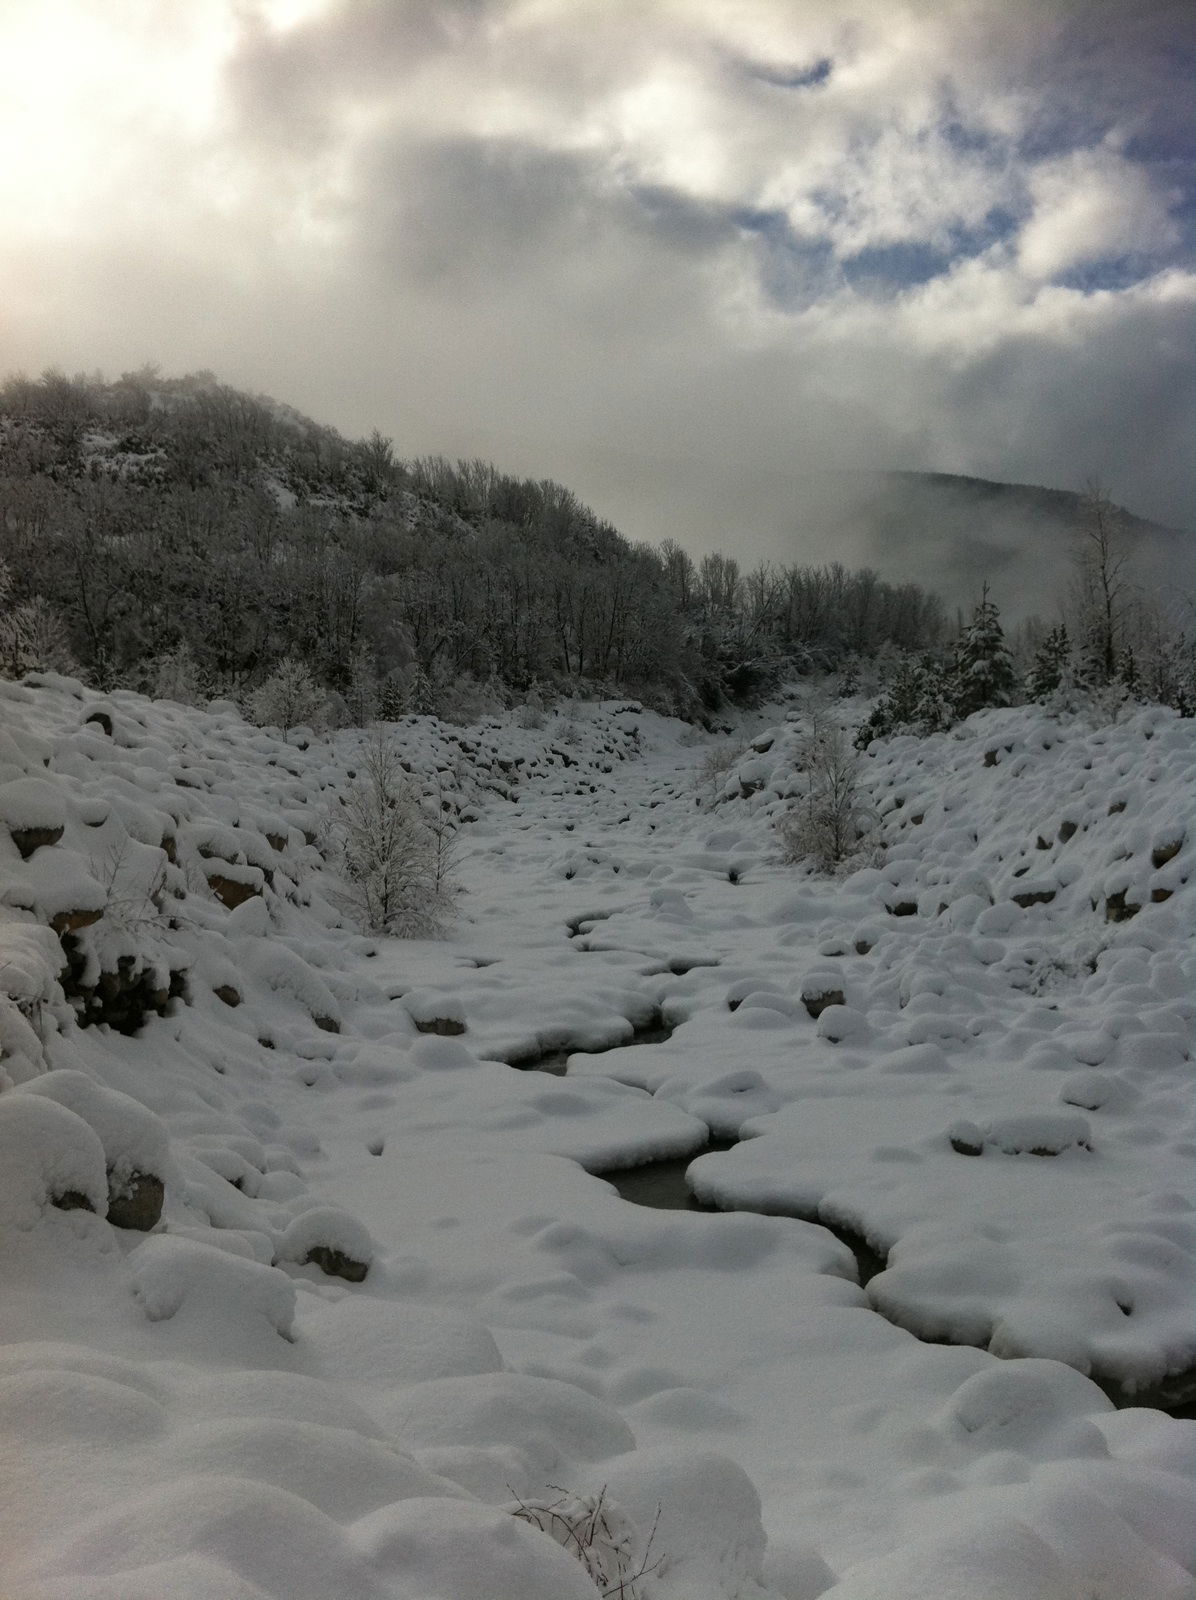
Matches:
[[2, 673, 1196, 1599]]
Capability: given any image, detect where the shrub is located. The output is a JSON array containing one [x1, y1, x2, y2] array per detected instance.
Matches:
[[779, 712, 876, 873], [248, 658, 328, 730], [326, 732, 457, 937], [509, 1485, 660, 1598]]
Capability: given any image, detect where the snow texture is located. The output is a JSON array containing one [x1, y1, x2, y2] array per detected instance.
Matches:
[[0, 672, 1195, 1597]]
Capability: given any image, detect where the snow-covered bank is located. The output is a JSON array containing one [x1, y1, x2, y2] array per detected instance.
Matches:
[[2, 673, 1196, 1597]]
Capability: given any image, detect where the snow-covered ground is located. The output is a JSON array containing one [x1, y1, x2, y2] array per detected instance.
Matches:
[[2, 673, 1196, 1599]]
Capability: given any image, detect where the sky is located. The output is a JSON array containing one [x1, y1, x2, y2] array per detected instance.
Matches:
[[3, 0, 1196, 576]]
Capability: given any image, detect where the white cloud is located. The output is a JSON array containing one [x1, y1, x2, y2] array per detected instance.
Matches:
[[1019, 144, 1182, 278], [1, 0, 1194, 568]]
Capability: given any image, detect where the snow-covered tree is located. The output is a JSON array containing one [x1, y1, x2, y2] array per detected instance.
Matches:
[[855, 653, 953, 747], [950, 587, 1016, 718], [1027, 623, 1072, 701], [779, 711, 876, 872], [1071, 483, 1132, 687], [0, 561, 74, 679], [248, 658, 328, 730], [150, 641, 206, 706], [326, 732, 456, 936]]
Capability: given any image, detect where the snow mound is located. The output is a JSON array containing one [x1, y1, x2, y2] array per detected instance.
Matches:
[[0, 1093, 108, 1227]]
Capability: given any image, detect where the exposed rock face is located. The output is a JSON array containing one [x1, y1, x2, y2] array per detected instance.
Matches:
[[213, 985, 242, 1007], [51, 1188, 97, 1213]]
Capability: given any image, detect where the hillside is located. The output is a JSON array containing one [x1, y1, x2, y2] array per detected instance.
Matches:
[[1, 669, 1196, 1596], [0, 369, 945, 718], [801, 468, 1196, 621]]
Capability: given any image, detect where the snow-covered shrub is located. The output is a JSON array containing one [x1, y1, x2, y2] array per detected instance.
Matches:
[[777, 714, 876, 873], [509, 1485, 657, 1598], [248, 658, 328, 731], [0, 560, 75, 679], [855, 652, 954, 746], [149, 640, 207, 707], [694, 737, 747, 805], [517, 683, 547, 729], [0, 921, 64, 1087], [325, 732, 457, 937]]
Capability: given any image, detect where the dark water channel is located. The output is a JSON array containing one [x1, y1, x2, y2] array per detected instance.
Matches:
[[506, 1012, 675, 1075], [599, 1139, 1196, 1416], [509, 997, 1196, 1418], [600, 1145, 888, 1288]]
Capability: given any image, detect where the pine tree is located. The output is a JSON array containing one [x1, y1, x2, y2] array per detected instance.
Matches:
[[1027, 623, 1072, 701], [950, 587, 1016, 719], [1116, 645, 1140, 699], [854, 653, 952, 747]]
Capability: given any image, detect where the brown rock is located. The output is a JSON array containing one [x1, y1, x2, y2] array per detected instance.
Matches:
[[1105, 890, 1139, 923], [106, 1171, 164, 1231], [50, 907, 103, 934], [414, 1016, 466, 1036], [304, 1245, 368, 1282], [12, 825, 64, 859], [803, 988, 845, 1020], [207, 873, 260, 910], [213, 985, 242, 1007]]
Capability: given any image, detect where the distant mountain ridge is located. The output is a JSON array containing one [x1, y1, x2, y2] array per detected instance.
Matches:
[[807, 468, 1196, 621]]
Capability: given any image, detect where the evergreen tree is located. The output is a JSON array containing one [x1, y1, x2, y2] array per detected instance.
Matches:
[[854, 653, 953, 747], [951, 587, 1015, 718], [1116, 645, 1140, 699], [1027, 623, 1072, 701]]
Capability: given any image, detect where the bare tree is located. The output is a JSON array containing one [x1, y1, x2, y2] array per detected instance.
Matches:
[[327, 732, 456, 937], [1072, 481, 1132, 685], [778, 709, 877, 872]]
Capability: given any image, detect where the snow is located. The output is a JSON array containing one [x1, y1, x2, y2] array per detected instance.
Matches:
[[1, 671, 1196, 1596], [20, 1069, 170, 1187], [0, 1092, 108, 1226]]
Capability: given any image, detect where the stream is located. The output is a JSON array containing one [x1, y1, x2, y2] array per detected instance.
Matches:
[[511, 1011, 1196, 1418]]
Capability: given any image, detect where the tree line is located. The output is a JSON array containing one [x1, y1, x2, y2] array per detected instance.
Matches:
[[3, 369, 1191, 733], [0, 368, 945, 720]]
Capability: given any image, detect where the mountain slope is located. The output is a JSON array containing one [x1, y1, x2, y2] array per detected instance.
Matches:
[[801, 468, 1196, 620]]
